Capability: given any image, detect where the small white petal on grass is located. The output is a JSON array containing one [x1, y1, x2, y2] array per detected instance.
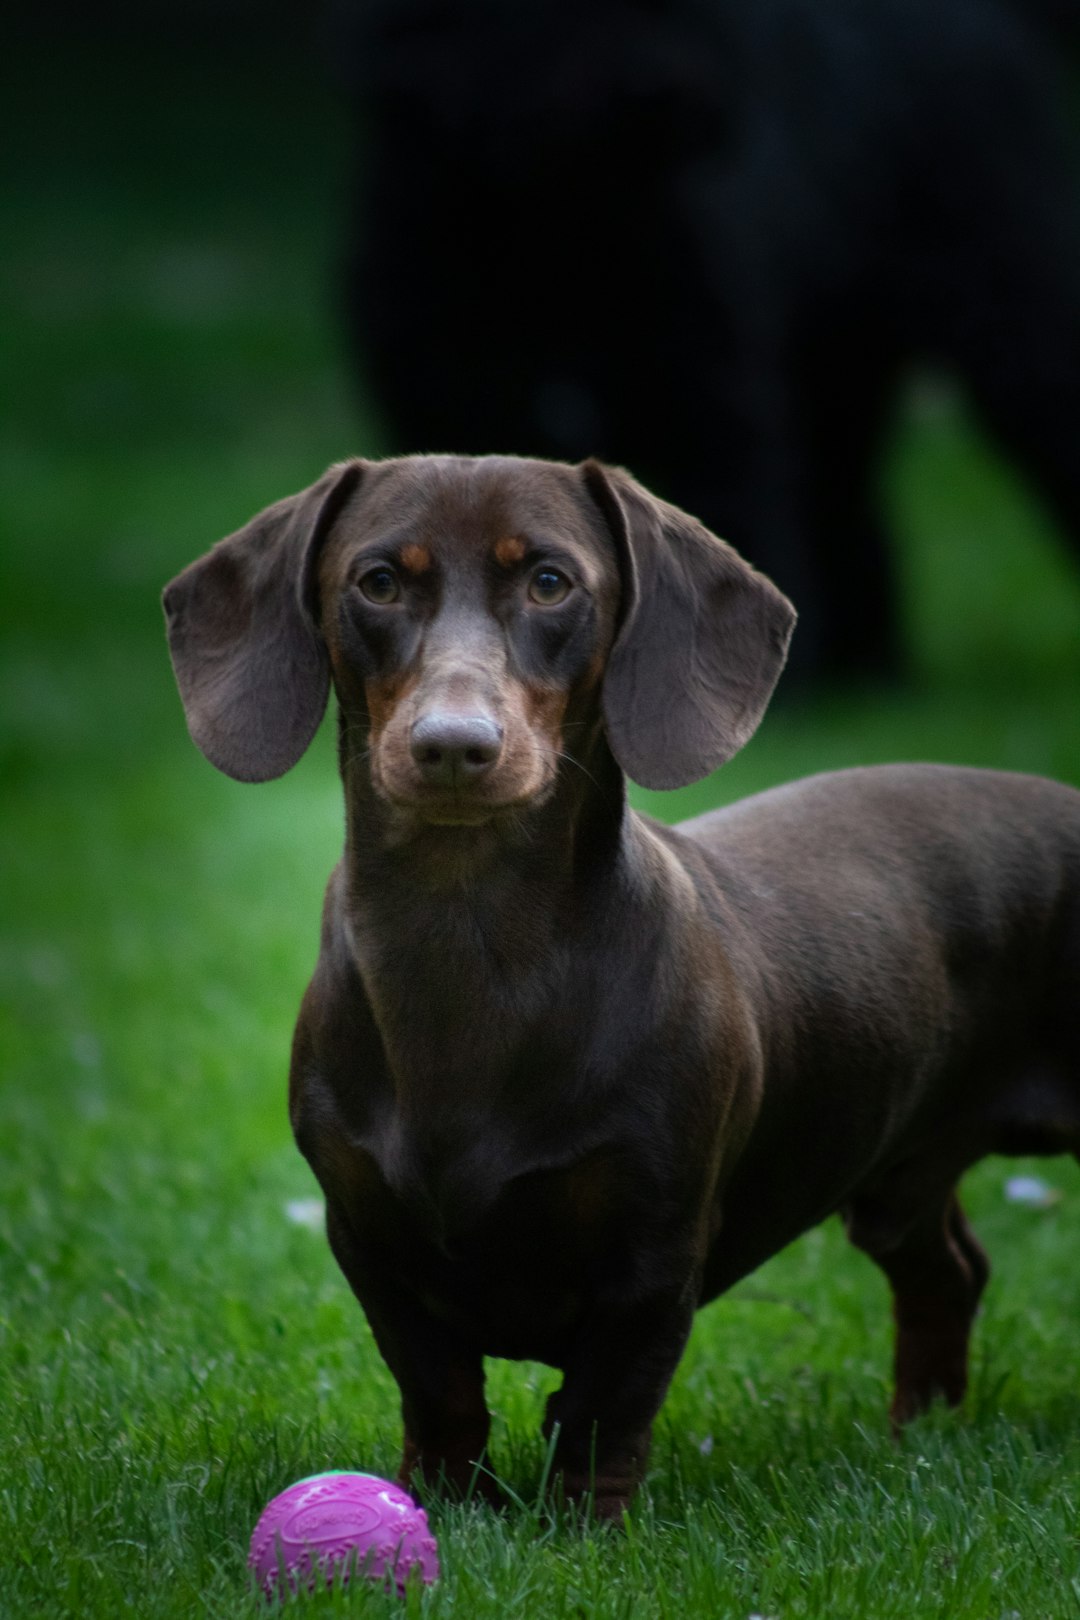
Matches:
[[699, 1435, 714, 1455], [284, 1198, 326, 1229], [1004, 1176, 1060, 1208]]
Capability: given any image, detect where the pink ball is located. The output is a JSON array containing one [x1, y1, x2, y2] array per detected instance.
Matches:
[[248, 1471, 440, 1599]]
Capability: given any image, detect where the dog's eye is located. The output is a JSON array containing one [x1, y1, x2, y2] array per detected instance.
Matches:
[[357, 567, 400, 605], [528, 568, 572, 606]]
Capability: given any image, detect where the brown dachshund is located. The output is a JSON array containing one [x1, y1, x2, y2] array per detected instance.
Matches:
[[164, 455, 1080, 1518]]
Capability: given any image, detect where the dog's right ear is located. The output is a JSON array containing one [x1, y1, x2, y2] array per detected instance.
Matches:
[[163, 461, 363, 782]]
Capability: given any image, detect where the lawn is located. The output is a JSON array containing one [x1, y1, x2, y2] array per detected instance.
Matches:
[[3, 22, 1080, 1620]]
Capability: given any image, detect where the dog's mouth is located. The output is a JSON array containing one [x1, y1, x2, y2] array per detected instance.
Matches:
[[382, 780, 552, 826]]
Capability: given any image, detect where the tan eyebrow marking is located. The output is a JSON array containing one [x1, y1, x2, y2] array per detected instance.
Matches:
[[494, 535, 527, 567], [399, 542, 433, 575]]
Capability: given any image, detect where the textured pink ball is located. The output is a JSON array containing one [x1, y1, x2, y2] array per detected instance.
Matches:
[[248, 1471, 440, 1599]]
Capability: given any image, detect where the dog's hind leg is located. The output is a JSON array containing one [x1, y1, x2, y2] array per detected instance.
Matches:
[[845, 1182, 989, 1429]]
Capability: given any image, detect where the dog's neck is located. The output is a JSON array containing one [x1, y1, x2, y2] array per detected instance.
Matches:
[[337, 714, 634, 1091]]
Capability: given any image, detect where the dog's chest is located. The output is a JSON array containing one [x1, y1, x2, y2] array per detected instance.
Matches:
[[320, 1109, 630, 1358]]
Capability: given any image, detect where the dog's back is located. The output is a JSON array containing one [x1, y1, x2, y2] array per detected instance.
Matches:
[[674, 764, 1080, 1289]]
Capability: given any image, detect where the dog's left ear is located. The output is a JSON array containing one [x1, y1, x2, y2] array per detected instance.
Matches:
[[583, 461, 796, 790]]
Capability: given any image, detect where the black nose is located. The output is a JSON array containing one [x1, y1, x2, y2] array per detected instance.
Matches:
[[410, 712, 504, 786]]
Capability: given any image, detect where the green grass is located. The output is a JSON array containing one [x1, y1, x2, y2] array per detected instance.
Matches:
[[3, 28, 1080, 1620]]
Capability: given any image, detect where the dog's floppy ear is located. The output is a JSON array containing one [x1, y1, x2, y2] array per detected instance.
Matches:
[[583, 461, 796, 790], [163, 460, 363, 782]]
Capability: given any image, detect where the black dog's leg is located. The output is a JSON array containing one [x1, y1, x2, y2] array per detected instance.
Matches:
[[931, 124, 1080, 560], [958, 266, 1080, 557], [789, 336, 904, 684]]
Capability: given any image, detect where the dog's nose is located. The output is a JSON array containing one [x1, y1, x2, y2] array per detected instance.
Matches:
[[410, 712, 504, 786]]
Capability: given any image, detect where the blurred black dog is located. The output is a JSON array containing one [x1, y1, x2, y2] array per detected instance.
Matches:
[[339, 0, 1080, 679]]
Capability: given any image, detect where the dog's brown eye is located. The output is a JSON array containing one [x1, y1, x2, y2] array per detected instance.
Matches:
[[528, 568, 571, 606], [358, 567, 400, 605]]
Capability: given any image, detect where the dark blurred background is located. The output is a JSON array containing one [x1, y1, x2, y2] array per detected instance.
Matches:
[[4, 0, 1080, 931], [341, 0, 1080, 683]]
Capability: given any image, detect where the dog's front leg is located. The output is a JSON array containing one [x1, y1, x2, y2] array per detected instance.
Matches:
[[543, 1286, 697, 1519], [325, 1201, 498, 1505]]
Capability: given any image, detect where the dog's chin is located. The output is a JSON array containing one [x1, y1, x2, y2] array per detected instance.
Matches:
[[412, 802, 505, 828], [377, 774, 554, 829]]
